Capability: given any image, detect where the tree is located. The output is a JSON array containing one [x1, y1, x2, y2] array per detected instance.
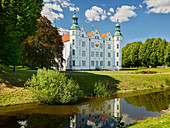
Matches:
[[22, 16, 64, 69], [139, 38, 155, 67], [149, 38, 162, 67], [122, 43, 132, 67], [129, 41, 142, 67], [157, 39, 168, 66], [0, 0, 43, 70], [165, 42, 170, 66], [122, 41, 142, 67]]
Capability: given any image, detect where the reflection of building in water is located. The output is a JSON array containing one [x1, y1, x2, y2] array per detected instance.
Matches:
[[70, 98, 122, 128]]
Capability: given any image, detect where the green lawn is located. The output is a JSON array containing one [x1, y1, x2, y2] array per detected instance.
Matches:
[[127, 113, 170, 128], [0, 68, 170, 106]]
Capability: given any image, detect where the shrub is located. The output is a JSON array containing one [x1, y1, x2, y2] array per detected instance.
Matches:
[[93, 81, 113, 97], [25, 68, 82, 104], [164, 78, 170, 87]]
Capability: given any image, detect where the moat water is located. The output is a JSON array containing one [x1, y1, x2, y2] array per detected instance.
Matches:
[[0, 88, 169, 128]]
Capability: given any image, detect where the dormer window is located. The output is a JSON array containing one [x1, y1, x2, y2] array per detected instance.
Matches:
[[96, 32, 98, 34], [109, 38, 111, 40], [82, 34, 84, 37]]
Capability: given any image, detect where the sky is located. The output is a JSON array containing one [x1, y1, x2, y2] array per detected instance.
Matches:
[[42, 0, 170, 47]]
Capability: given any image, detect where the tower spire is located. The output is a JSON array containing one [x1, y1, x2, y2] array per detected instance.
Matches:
[[114, 20, 122, 36], [70, 9, 80, 30]]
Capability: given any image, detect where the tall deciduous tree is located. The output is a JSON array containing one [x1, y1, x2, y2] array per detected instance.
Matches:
[[22, 16, 64, 69], [157, 39, 168, 66], [165, 42, 170, 66], [139, 38, 155, 67], [0, 0, 43, 70]]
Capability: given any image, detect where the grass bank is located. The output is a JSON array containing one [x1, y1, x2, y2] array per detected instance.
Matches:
[[127, 112, 170, 128], [0, 68, 170, 106]]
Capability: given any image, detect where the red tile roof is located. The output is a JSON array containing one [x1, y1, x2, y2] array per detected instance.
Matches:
[[87, 31, 95, 37], [101, 32, 109, 38], [62, 33, 70, 42]]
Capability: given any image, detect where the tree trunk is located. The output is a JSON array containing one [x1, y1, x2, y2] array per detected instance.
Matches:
[[13, 65, 16, 72]]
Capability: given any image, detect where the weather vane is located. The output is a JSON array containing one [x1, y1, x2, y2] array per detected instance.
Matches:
[[54, 18, 57, 27], [92, 25, 94, 31], [74, 5, 76, 14]]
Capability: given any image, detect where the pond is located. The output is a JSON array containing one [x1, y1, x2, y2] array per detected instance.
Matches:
[[0, 88, 169, 128]]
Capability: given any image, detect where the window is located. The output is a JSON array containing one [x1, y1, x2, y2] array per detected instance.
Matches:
[[100, 52, 103, 57], [72, 39, 75, 45], [117, 105, 119, 110], [100, 43, 103, 48], [117, 52, 119, 57], [73, 49, 75, 55], [82, 51, 86, 57], [117, 37, 119, 40], [117, 44, 119, 49], [100, 61, 103, 66], [95, 36, 99, 39], [103, 40, 105, 43], [82, 41, 86, 47], [108, 52, 111, 57], [73, 60, 75, 66], [108, 104, 111, 110], [91, 51, 94, 57], [117, 61, 119, 66], [82, 61, 86, 66], [72, 31, 74, 35], [108, 61, 111, 66], [108, 44, 111, 49], [91, 61, 94, 66], [82, 34, 84, 37], [96, 52, 99, 57], [91, 42, 94, 48], [109, 38, 111, 40], [96, 61, 99, 66]]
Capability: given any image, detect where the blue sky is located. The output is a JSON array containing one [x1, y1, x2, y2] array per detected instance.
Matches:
[[42, 0, 170, 47]]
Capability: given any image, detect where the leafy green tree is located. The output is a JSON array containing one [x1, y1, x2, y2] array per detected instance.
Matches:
[[165, 42, 170, 66], [139, 38, 155, 67], [122, 43, 132, 67], [0, 0, 43, 70], [157, 39, 168, 66], [122, 41, 142, 67], [129, 41, 142, 67], [150, 38, 162, 67], [22, 16, 64, 69]]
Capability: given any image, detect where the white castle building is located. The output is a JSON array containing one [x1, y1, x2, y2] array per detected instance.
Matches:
[[62, 11, 123, 71]]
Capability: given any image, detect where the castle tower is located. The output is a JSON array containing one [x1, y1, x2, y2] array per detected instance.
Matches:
[[113, 21, 123, 70], [70, 10, 80, 69]]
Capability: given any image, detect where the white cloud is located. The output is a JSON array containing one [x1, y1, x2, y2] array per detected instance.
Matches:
[[107, 12, 111, 15], [42, 0, 80, 22], [69, 6, 80, 12], [41, 3, 64, 21], [139, 4, 143, 8], [58, 28, 70, 35], [144, 0, 170, 13], [110, 5, 137, 23], [109, 8, 114, 13], [85, 6, 107, 22]]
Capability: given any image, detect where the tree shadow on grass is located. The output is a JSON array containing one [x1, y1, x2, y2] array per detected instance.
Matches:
[[63, 71, 120, 96], [0, 69, 37, 88]]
